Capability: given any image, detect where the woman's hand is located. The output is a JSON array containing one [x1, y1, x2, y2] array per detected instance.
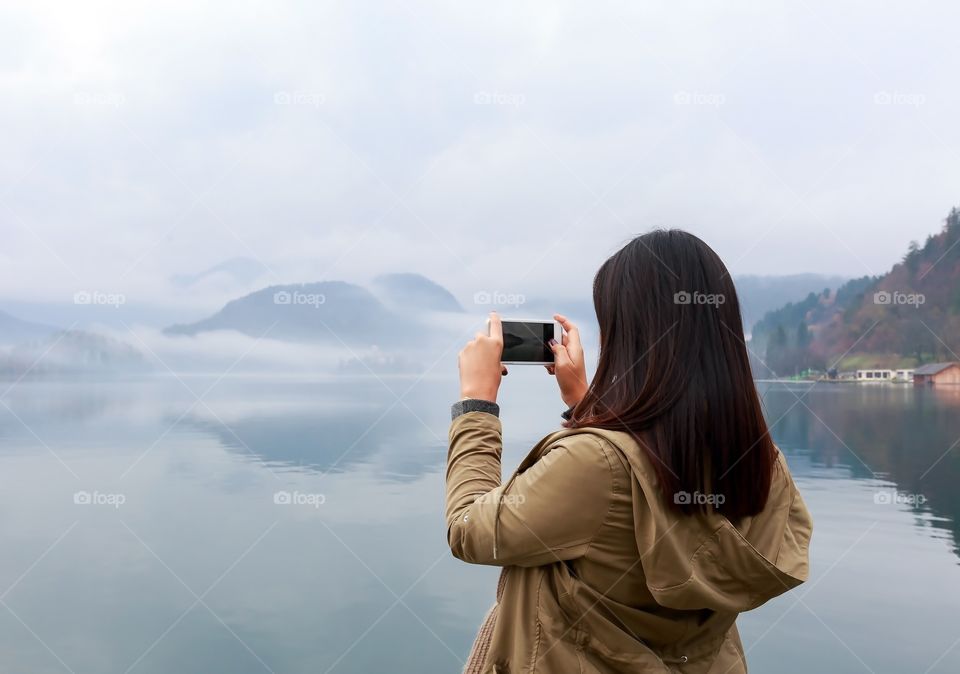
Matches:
[[546, 314, 588, 408], [458, 312, 507, 402]]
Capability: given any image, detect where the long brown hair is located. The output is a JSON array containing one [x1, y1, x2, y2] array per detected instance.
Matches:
[[567, 230, 776, 519]]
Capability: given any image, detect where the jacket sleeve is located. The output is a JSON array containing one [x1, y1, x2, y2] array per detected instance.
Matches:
[[446, 411, 614, 567]]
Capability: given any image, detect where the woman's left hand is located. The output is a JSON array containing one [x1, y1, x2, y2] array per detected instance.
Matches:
[[458, 312, 507, 402]]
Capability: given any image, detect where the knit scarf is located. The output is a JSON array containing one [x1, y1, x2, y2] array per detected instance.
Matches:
[[462, 568, 508, 674]]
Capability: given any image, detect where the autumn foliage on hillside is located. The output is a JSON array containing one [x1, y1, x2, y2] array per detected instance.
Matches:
[[751, 207, 960, 374]]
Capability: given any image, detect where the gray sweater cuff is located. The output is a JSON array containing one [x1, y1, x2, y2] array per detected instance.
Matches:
[[451, 399, 500, 420]]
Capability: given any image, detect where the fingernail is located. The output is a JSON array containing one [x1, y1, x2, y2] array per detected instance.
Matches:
[[548, 338, 558, 346]]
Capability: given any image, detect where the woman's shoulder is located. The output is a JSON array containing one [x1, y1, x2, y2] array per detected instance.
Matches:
[[540, 427, 636, 486]]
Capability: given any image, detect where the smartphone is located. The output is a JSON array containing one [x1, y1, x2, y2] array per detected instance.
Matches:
[[487, 318, 561, 365]]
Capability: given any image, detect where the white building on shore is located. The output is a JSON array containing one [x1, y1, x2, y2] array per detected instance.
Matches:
[[855, 368, 914, 382]]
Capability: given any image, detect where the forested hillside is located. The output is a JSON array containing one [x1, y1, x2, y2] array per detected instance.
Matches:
[[750, 206, 960, 375]]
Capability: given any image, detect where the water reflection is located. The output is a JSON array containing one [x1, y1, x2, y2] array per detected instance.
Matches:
[[0, 376, 482, 674], [0, 378, 957, 673], [759, 383, 960, 561], [179, 404, 446, 480]]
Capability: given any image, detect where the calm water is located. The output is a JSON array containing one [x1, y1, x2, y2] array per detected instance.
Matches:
[[0, 373, 958, 673]]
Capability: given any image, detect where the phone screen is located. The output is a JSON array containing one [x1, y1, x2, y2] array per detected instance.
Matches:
[[500, 321, 555, 363]]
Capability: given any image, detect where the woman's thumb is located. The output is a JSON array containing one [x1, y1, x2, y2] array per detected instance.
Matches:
[[549, 338, 570, 365]]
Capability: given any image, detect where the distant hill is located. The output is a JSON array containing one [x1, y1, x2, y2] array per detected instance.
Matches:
[[372, 273, 463, 312], [166, 281, 391, 342], [752, 205, 960, 374], [171, 257, 270, 288], [0, 310, 58, 346], [734, 274, 848, 332], [514, 275, 847, 335], [1, 330, 148, 376], [750, 276, 876, 366], [164, 274, 465, 345]]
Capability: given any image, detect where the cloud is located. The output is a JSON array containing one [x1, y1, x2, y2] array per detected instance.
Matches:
[[3, 0, 960, 312]]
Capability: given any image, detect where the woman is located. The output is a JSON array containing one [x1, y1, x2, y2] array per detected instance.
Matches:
[[446, 230, 813, 673]]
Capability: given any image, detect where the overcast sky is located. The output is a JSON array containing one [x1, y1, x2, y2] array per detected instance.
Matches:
[[2, 0, 960, 311]]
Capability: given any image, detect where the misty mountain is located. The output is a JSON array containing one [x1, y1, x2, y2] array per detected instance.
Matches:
[[164, 275, 467, 346], [488, 275, 847, 336], [171, 257, 270, 288], [166, 281, 388, 342], [734, 274, 848, 331], [1, 330, 149, 376], [372, 273, 464, 313], [0, 310, 58, 346]]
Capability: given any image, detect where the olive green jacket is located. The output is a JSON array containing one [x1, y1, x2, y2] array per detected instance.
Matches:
[[446, 411, 813, 673]]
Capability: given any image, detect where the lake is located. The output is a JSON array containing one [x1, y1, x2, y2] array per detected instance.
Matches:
[[0, 373, 958, 673]]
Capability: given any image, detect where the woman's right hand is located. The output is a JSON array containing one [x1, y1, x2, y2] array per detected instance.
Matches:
[[546, 314, 589, 408]]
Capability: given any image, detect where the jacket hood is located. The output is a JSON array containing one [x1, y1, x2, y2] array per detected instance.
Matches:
[[575, 428, 813, 613]]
